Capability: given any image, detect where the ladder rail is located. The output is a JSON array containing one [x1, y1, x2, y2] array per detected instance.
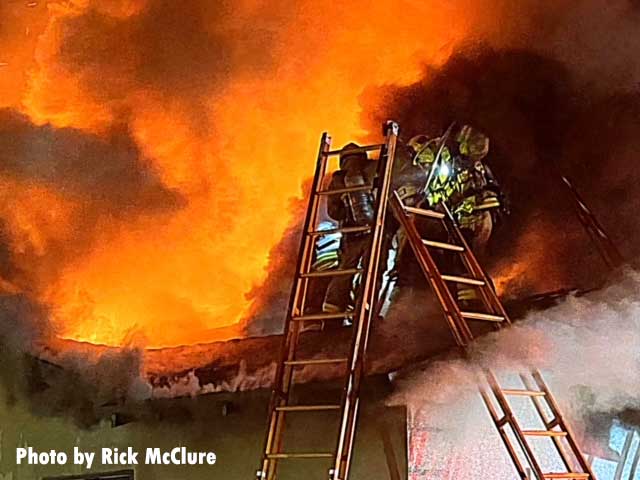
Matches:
[[485, 370, 596, 480], [480, 387, 530, 479], [389, 193, 472, 346], [519, 374, 575, 474], [331, 121, 399, 480], [560, 175, 624, 270], [439, 201, 511, 324], [486, 370, 548, 480], [260, 132, 332, 479], [531, 371, 596, 479]]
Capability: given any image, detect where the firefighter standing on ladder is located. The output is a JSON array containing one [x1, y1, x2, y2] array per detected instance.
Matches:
[[322, 142, 377, 318], [402, 124, 507, 304]]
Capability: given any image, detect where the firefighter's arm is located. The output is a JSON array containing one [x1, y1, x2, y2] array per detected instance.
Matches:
[[482, 164, 510, 215], [327, 171, 347, 222]]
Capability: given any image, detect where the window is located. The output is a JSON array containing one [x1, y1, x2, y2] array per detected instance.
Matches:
[[587, 423, 640, 480]]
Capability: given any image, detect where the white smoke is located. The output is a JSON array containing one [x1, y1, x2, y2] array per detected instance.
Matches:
[[151, 360, 278, 398], [391, 269, 640, 478]]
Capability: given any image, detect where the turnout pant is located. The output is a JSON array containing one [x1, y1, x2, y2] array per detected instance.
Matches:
[[323, 233, 371, 312]]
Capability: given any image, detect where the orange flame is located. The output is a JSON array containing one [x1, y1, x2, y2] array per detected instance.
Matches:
[[1, 0, 482, 348], [493, 216, 571, 298]]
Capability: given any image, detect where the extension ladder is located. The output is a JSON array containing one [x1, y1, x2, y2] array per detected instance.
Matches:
[[390, 192, 595, 479], [256, 121, 399, 480]]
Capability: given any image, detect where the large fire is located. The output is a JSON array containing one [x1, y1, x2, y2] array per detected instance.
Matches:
[[0, 0, 481, 347]]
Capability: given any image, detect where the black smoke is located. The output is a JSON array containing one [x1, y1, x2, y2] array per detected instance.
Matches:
[[361, 45, 640, 294], [0, 109, 182, 212], [0, 293, 150, 427], [0, 109, 185, 293], [55, 0, 281, 123]]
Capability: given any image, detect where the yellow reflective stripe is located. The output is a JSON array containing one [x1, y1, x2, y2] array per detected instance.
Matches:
[[322, 302, 343, 313], [457, 288, 478, 300], [474, 199, 500, 211]]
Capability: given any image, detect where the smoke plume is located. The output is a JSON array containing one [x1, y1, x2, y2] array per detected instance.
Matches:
[[361, 41, 640, 296], [390, 270, 640, 478]]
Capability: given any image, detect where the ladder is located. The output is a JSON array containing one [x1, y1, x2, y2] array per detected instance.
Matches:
[[481, 370, 596, 480], [389, 193, 595, 479], [256, 121, 399, 480], [389, 192, 511, 347], [560, 175, 624, 270]]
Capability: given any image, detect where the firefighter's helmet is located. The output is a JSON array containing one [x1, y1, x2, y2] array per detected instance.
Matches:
[[407, 134, 430, 153], [339, 142, 368, 169], [456, 124, 489, 159], [407, 134, 438, 167]]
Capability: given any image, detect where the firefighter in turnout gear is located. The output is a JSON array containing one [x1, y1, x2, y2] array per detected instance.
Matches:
[[322, 143, 377, 316], [408, 125, 507, 304]]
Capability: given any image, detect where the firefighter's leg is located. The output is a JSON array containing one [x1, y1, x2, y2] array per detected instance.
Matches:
[[323, 234, 369, 314], [372, 227, 397, 320]]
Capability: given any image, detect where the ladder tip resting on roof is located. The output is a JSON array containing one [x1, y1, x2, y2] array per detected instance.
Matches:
[[256, 120, 596, 480]]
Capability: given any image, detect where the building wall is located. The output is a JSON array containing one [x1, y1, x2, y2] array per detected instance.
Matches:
[[0, 377, 407, 480]]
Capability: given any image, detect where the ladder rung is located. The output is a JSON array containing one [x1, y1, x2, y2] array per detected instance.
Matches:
[[308, 225, 371, 236], [441, 274, 485, 286], [317, 185, 373, 195], [547, 418, 560, 429], [403, 206, 445, 219], [461, 311, 505, 322], [496, 416, 509, 428], [326, 144, 383, 155], [275, 405, 341, 412], [292, 312, 353, 321], [266, 452, 333, 459], [522, 430, 568, 437], [502, 389, 546, 397], [543, 474, 590, 479], [284, 358, 348, 366], [301, 268, 362, 278], [422, 239, 464, 252]]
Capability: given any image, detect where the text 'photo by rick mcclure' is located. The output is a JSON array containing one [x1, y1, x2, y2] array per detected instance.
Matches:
[[1, 1, 640, 479]]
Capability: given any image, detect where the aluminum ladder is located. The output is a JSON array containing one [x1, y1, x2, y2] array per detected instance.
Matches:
[[256, 121, 399, 480]]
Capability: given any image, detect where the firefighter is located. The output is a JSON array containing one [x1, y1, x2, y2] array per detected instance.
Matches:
[[450, 124, 504, 251], [322, 142, 376, 315], [407, 125, 507, 304], [392, 138, 430, 208]]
